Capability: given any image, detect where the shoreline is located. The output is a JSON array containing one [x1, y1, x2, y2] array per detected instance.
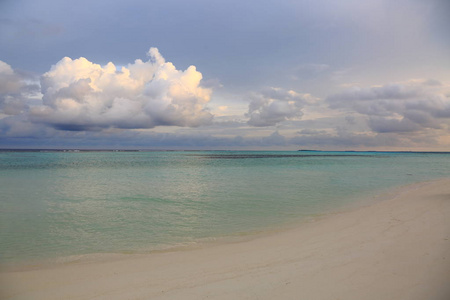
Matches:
[[1, 179, 428, 270], [2, 179, 450, 299]]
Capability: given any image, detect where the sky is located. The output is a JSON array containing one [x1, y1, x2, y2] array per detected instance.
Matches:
[[0, 0, 449, 150]]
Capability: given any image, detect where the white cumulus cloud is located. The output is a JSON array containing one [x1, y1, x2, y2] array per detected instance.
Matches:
[[30, 48, 213, 130]]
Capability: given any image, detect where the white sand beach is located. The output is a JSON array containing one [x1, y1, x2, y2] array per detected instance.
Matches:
[[1, 179, 450, 300]]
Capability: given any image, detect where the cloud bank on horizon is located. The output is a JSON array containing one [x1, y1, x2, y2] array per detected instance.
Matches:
[[1, 0, 450, 150]]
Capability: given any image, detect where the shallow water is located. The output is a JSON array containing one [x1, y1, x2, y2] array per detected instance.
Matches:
[[1, 150, 449, 263]]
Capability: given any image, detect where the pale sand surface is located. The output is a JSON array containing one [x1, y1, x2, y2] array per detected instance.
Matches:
[[1, 179, 450, 300]]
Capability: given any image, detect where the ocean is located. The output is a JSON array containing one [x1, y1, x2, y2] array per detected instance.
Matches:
[[1, 150, 449, 264]]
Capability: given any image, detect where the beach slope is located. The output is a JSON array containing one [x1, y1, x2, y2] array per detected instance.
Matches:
[[2, 179, 450, 300]]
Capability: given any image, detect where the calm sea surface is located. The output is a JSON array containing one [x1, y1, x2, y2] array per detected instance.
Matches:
[[1, 151, 449, 263]]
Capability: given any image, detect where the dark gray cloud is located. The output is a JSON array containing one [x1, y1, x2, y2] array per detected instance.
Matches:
[[0, 125, 401, 150], [297, 129, 328, 135], [368, 117, 421, 133], [0, 111, 441, 150]]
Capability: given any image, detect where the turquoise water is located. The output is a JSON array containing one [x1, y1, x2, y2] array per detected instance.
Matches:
[[1, 151, 449, 264]]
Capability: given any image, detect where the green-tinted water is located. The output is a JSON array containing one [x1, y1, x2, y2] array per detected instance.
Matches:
[[1, 151, 449, 263]]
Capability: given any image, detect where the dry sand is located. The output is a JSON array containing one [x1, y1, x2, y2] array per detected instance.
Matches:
[[1, 179, 450, 300]]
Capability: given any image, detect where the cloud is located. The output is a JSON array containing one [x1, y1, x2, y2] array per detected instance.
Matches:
[[2, 50, 450, 150], [29, 47, 213, 131], [297, 128, 328, 135], [423, 79, 442, 86], [0, 113, 441, 150], [289, 130, 438, 149], [368, 117, 421, 133], [327, 80, 450, 133], [246, 87, 317, 127], [0, 114, 51, 139], [0, 60, 39, 116]]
